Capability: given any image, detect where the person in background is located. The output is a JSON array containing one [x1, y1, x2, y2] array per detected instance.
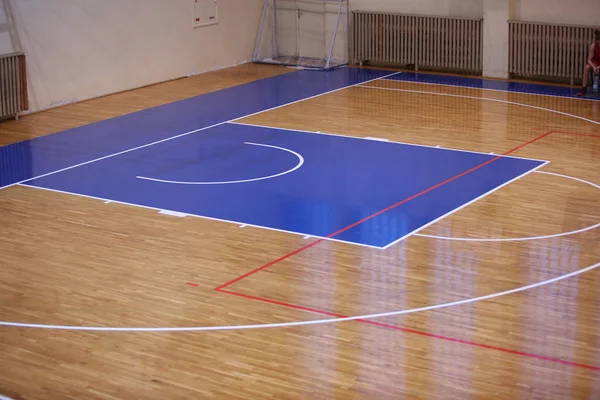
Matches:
[[578, 29, 600, 96]]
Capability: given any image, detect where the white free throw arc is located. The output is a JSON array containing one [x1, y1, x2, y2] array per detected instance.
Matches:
[[0, 261, 598, 332], [136, 142, 304, 185], [414, 171, 600, 242]]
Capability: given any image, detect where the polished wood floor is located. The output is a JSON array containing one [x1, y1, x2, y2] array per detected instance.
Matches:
[[1, 63, 599, 399]]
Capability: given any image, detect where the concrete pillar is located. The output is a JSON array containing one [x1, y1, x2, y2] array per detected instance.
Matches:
[[482, 0, 512, 79]]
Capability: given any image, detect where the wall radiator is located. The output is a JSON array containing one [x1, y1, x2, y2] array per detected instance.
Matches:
[[352, 12, 483, 74], [509, 21, 596, 85], [0, 52, 28, 120]]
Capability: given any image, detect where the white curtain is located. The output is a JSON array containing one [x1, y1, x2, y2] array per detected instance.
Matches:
[[12, 0, 262, 112]]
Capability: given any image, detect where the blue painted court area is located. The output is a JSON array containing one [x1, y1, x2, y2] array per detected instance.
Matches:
[[1, 66, 562, 248], [0, 67, 393, 189], [23, 123, 545, 248]]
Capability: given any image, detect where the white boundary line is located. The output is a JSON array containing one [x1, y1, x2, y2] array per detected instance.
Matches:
[[137, 142, 304, 185], [0, 395, 14, 400], [360, 85, 600, 127], [17, 184, 384, 250], [381, 161, 550, 249], [414, 170, 600, 242], [227, 122, 549, 164], [158, 210, 187, 218], [1, 260, 597, 332], [0, 71, 402, 191], [381, 75, 600, 102]]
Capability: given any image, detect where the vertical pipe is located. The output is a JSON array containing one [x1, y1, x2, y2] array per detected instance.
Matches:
[[532, 23, 536, 77], [526, 24, 532, 77], [477, 20, 481, 73], [378, 13, 382, 63], [326, 0, 343, 69], [361, 12, 366, 63], [435, 17, 439, 69], [8, 57, 12, 116], [10, 57, 16, 116], [451, 18, 456, 70], [544, 24, 549, 77], [253, 0, 269, 60], [435, 17, 438, 69], [468, 19, 472, 72], [353, 12, 357, 64], [2, 58, 8, 116], [20, 55, 28, 111], [404, 15, 409, 65], [346, 0, 350, 64], [390, 14, 394, 64], [567, 26, 572, 84], [272, 0, 279, 59], [366, 11, 371, 63], [0, 58, 5, 116], [515, 22, 519, 75], [358, 12, 363, 64], [368, 13, 373, 62], [438, 18, 442, 69], [351, 11, 355, 63], [294, 0, 299, 58], [519, 22, 524, 76], [522, 23, 526, 76], [548, 25, 553, 77], [571, 26, 576, 83], [459, 19, 464, 71], [551, 25, 556, 77], [445, 18, 450, 70], [382, 14, 386, 63], [416, 16, 421, 70], [508, 22, 513, 74], [540, 24, 545, 77], [479, 20, 483, 72], [474, 20, 478, 73], [323, 0, 327, 64], [558, 26, 562, 78]]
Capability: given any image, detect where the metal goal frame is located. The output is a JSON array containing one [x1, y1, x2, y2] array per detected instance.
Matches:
[[252, 0, 350, 70]]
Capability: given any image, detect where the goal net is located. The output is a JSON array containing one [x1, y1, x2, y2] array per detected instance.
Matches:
[[252, 0, 349, 70]]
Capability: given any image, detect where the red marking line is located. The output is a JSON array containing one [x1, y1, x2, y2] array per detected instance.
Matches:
[[215, 130, 553, 291], [213, 130, 600, 371], [185, 282, 199, 287], [218, 288, 600, 371]]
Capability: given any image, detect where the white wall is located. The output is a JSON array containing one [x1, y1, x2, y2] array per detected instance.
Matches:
[[11, 0, 263, 112], [0, 1, 15, 54], [512, 0, 600, 26], [350, 0, 483, 19], [483, 0, 510, 78]]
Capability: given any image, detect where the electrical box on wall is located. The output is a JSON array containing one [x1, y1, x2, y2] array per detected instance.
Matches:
[[193, 0, 218, 27]]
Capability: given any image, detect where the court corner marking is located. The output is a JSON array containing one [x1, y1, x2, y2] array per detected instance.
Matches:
[[381, 159, 551, 249]]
